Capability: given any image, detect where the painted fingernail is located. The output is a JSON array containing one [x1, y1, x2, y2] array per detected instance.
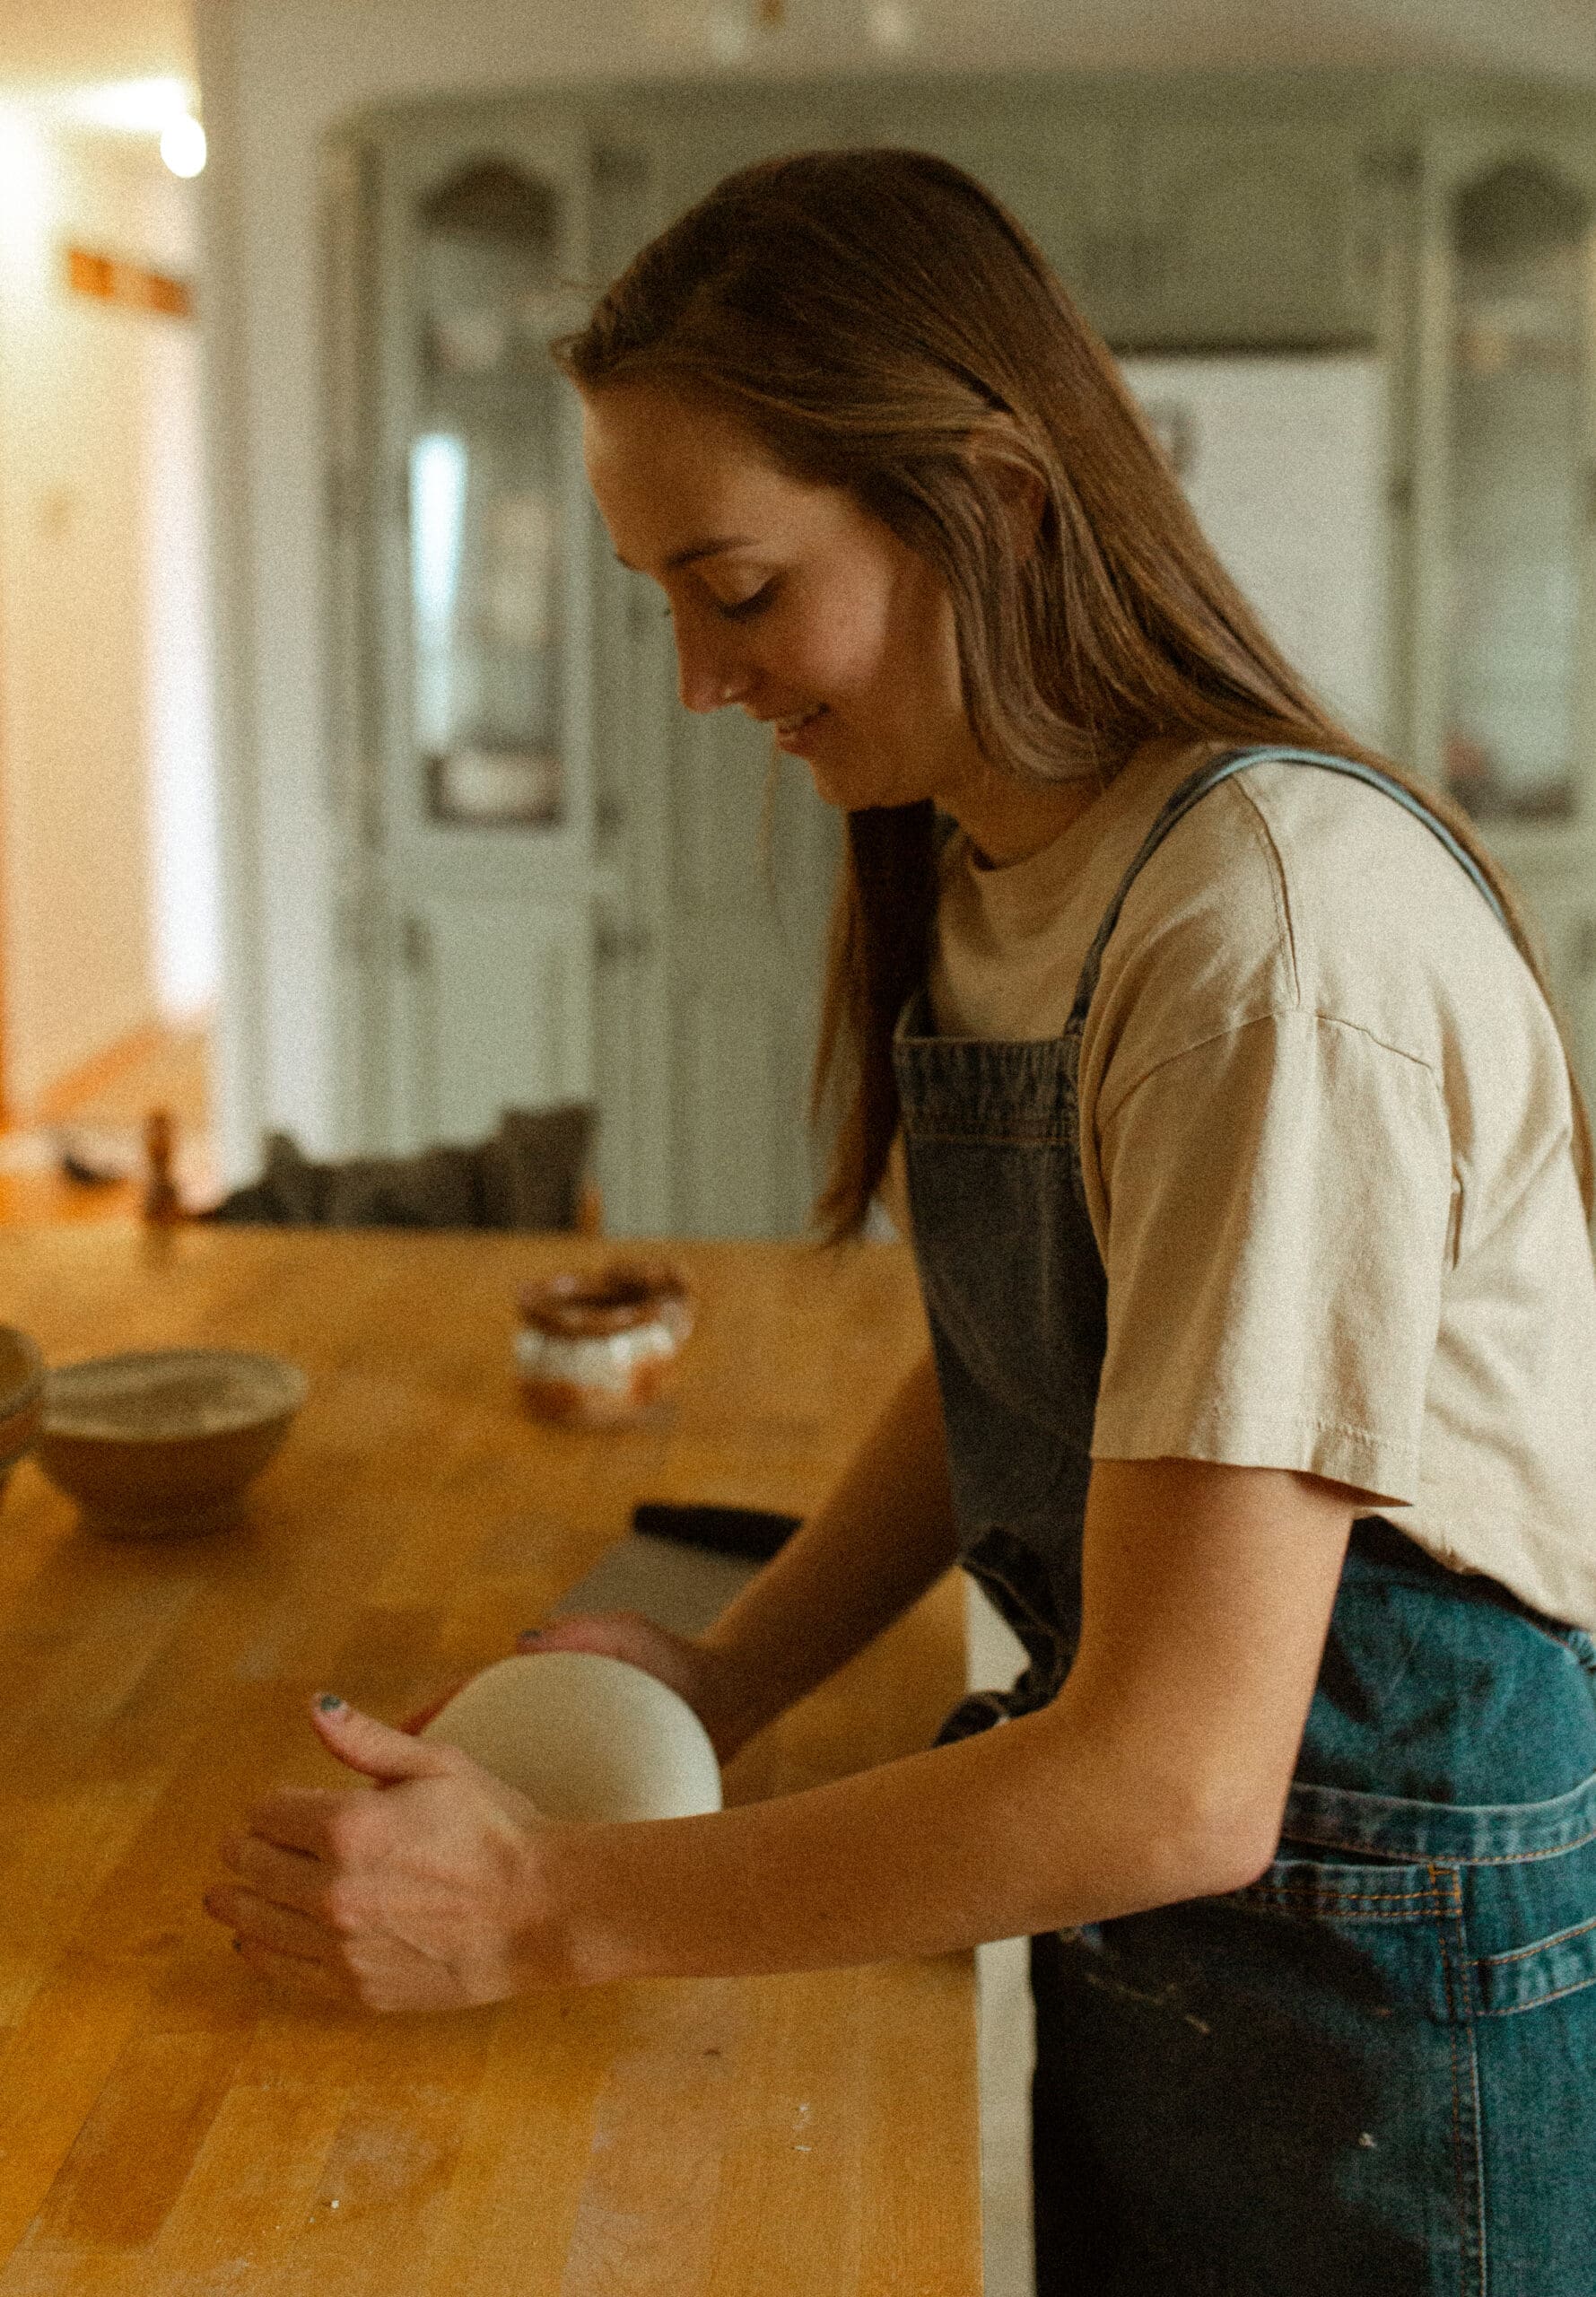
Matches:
[[317, 1693, 344, 1713]]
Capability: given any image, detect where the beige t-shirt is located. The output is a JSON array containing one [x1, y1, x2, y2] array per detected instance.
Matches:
[[882, 737, 1596, 1630]]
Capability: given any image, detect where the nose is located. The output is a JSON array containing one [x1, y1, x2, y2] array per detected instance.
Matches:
[[673, 617, 756, 715]]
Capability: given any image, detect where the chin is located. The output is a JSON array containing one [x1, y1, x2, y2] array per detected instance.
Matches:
[[806, 752, 913, 814]]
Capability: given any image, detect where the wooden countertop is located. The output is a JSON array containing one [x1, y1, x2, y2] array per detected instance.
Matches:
[[0, 1225, 979, 2295]]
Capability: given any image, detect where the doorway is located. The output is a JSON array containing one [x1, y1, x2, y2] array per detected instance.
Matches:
[[0, 108, 220, 1217]]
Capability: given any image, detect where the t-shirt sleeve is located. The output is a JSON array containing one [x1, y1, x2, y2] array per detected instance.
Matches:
[[1088, 1009, 1455, 1504]]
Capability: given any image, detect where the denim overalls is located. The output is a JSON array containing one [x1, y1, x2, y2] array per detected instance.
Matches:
[[894, 747, 1596, 2296]]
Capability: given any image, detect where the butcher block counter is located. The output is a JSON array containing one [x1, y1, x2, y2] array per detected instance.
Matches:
[[0, 1224, 979, 2295]]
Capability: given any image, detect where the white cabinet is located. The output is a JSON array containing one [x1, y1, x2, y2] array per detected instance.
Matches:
[[326, 72, 1596, 1237], [863, 86, 1378, 352], [1123, 113, 1376, 349], [331, 105, 603, 1157], [1405, 120, 1596, 831], [1510, 863, 1596, 1134], [329, 97, 849, 1235], [1393, 116, 1596, 1130], [388, 888, 591, 1147]]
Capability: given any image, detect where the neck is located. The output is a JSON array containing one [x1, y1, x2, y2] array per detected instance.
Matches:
[[941, 764, 1103, 869]]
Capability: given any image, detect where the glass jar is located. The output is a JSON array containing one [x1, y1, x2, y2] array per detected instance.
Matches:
[[514, 1263, 694, 1428]]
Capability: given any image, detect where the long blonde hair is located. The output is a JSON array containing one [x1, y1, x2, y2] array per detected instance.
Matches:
[[555, 147, 1592, 1237]]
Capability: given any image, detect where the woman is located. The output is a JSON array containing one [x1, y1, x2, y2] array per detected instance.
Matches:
[[209, 150, 1596, 2293]]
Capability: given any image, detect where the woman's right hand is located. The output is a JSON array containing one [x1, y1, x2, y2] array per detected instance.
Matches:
[[515, 1612, 754, 1766]]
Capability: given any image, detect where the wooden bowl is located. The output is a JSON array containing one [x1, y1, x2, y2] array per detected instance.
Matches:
[[0, 1327, 45, 1508], [34, 1349, 308, 1539]]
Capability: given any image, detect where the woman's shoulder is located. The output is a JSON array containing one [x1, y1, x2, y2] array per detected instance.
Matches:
[[1088, 744, 1567, 1165], [1082, 744, 1302, 1074], [1215, 753, 1540, 1049]]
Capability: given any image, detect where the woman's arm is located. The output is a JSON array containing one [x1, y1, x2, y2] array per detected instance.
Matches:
[[210, 1456, 1358, 2010], [526, 1347, 960, 1762], [696, 1345, 959, 1749]]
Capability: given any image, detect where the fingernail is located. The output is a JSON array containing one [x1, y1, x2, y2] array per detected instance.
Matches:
[[317, 1693, 344, 1713]]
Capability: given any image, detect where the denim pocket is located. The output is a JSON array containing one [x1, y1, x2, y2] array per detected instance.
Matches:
[[1221, 1854, 1470, 2025], [1466, 1815, 1596, 2018], [1269, 1765, 1596, 2025], [1475, 1908, 1596, 2016]]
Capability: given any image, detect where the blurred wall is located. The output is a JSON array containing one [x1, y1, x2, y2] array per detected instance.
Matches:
[[0, 113, 207, 1114]]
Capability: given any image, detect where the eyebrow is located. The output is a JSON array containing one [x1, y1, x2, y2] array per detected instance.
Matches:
[[614, 536, 757, 574]]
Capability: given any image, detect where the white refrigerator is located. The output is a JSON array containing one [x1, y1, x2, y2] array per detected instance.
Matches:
[[1118, 350, 1391, 747]]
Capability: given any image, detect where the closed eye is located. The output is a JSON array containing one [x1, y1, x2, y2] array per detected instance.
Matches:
[[713, 580, 777, 623]]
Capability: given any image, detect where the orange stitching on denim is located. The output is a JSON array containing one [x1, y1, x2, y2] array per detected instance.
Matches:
[[1429, 1865, 1472, 2297], [1280, 1816, 1596, 1869], [1461, 2020, 1487, 2293], [1483, 1967, 1596, 2017], [1464, 1820, 1596, 1866], [1242, 1886, 1441, 1908], [1481, 1908, 1596, 1969]]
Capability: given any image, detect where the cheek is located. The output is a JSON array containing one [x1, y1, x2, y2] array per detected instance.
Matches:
[[789, 558, 947, 709], [788, 579, 895, 694]]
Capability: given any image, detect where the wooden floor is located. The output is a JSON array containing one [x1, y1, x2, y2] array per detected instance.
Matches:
[[0, 1021, 214, 1225]]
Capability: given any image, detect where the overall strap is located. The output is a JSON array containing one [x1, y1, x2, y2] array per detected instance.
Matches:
[[1064, 745, 1512, 1042]]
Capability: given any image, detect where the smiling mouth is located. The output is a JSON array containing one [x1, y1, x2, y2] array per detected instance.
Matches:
[[772, 705, 827, 737]]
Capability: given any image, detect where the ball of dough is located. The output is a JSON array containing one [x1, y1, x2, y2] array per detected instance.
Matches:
[[421, 1652, 723, 1823]]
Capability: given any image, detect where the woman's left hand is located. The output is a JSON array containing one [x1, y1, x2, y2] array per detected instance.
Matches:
[[205, 1695, 555, 2013]]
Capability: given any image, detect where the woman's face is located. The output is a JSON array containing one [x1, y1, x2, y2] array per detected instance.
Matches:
[[580, 381, 983, 814]]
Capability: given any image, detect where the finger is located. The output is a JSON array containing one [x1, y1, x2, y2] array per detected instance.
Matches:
[[246, 1786, 350, 1858], [517, 1613, 657, 1661], [208, 1885, 336, 1962], [310, 1695, 462, 1786], [219, 1830, 327, 1914]]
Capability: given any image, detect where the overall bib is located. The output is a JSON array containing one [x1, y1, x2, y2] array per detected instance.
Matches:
[[894, 748, 1596, 2296]]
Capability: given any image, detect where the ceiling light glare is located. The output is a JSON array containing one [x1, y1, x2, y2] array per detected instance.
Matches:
[[160, 116, 207, 178], [0, 103, 50, 259], [69, 76, 193, 135]]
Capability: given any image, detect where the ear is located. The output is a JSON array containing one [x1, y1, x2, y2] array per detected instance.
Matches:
[[995, 461, 1047, 563], [966, 424, 1048, 564]]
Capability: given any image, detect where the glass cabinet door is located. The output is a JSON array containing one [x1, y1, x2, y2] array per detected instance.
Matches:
[[1443, 156, 1594, 825], [408, 160, 569, 830]]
